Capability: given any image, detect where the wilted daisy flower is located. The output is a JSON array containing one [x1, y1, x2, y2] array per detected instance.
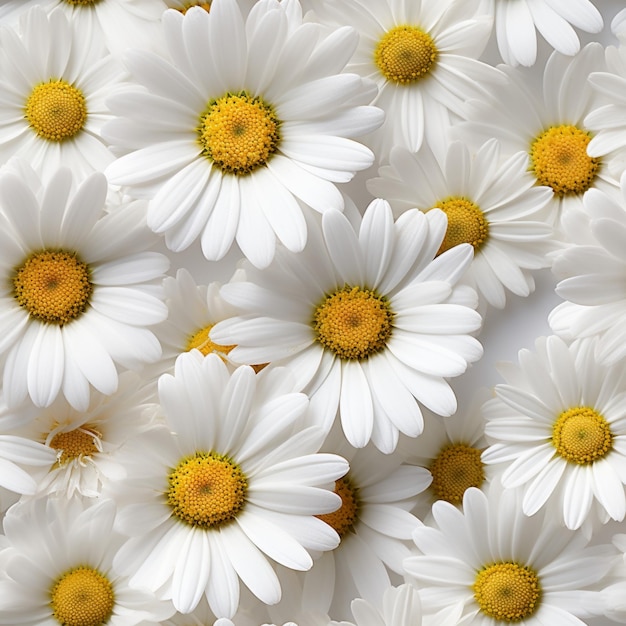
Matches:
[[109, 352, 347, 616], [0, 7, 126, 181], [211, 201, 483, 452], [310, 0, 505, 156], [404, 485, 615, 624], [367, 139, 554, 311], [0, 163, 169, 411], [104, 0, 382, 268], [0, 497, 175, 625]]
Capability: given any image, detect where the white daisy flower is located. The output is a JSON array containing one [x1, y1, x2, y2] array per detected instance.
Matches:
[[549, 180, 626, 365], [109, 351, 348, 617], [367, 139, 554, 311], [404, 485, 616, 624], [210, 200, 483, 453], [0, 163, 169, 412], [0, 7, 126, 181], [482, 335, 626, 530], [0, 497, 175, 625], [310, 0, 505, 156], [104, 0, 383, 269]]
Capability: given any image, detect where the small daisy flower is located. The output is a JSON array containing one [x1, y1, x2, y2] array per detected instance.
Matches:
[[109, 351, 347, 617], [482, 335, 626, 530], [104, 0, 383, 269], [0, 163, 169, 412], [0, 7, 126, 181], [367, 139, 554, 311], [0, 497, 175, 625], [404, 485, 615, 624], [211, 200, 483, 453]]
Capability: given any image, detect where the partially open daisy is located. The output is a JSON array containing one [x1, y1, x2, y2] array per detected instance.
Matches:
[[104, 0, 382, 269], [211, 200, 483, 453], [0, 162, 169, 411], [367, 139, 554, 311], [109, 352, 347, 616]]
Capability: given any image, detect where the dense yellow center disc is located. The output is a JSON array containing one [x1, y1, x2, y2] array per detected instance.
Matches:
[[167, 452, 247, 528], [177, 1, 212, 13], [63, 0, 100, 5], [313, 286, 393, 361], [198, 92, 280, 175], [316, 476, 359, 539], [432, 197, 489, 256], [530, 125, 599, 196], [49, 427, 101, 465], [552, 406, 612, 465], [50, 567, 115, 626], [429, 443, 485, 504], [186, 324, 236, 359], [374, 25, 437, 84], [474, 562, 541, 621], [25, 80, 87, 142], [13, 250, 93, 325]]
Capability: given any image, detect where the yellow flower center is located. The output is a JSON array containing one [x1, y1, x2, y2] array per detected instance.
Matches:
[[198, 92, 280, 175], [432, 197, 489, 256], [12, 250, 93, 326], [530, 124, 600, 196], [474, 562, 541, 622], [167, 452, 247, 529], [429, 443, 485, 504], [316, 476, 359, 539], [176, 1, 212, 13], [186, 323, 236, 359], [49, 427, 102, 465], [25, 80, 87, 142], [50, 567, 115, 626], [552, 406, 612, 465], [374, 25, 438, 84], [313, 286, 393, 361]]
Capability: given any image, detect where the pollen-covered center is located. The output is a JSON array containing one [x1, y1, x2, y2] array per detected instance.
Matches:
[[176, 1, 212, 13], [186, 323, 236, 359], [198, 92, 280, 175], [13, 250, 93, 325], [374, 25, 437, 84], [316, 476, 359, 539], [530, 124, 600, 196], [429, 443, 485, 504], [432, 197, 489, 256], [474, 562, 541, 622], [50, 566, 115, 626], [167, 451, 247, 528], [49, 427, 102, 465], [25, 80, 87, 142], [63, 0, 101, 5], [552, 406, 612, 465], [313, 286, 393, 360]]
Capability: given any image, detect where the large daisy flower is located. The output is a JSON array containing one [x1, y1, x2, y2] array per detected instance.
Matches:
[[0, 7, 126, 181], [404, 485, 616, 624], [210, 200, 483, 453], [104, 0, 383, 269], [0, 162, 169, 412], [109, 352, 348, 616], [481, 335, 626, 530], [367, 139, 554, 311], [310, 0, 505, 156]]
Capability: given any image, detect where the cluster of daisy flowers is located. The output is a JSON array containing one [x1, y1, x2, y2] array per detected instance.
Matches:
[[3, 0, 626, 625]]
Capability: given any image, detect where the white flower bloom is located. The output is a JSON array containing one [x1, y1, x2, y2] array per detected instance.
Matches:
[[211, 200, 483, 453], [104, 0, 382, 269], [109, 352, 348, 617], [0, 163, 169, 411]]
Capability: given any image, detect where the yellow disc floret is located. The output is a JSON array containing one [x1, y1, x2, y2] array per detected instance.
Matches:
[[167, 451, 247, 529], [429, 443, 485, 504], [474, 562, 541, 622], [530, 124, 600, 196], [313, 286, 394, 361], [316, 476, 359, 538], [198, 92, 280, 175], [176, 1, 212, 13], [552, 406, 612, 465], [432, 197, 489, 256], [50, 566, 115, 626], [13, 250, 93, 325], [374, 25, 438, 84], [186, 323, 236, 359], [63, 0, 100, 5], [25, 79, 87, 142], [49, 427, 102, 466]]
